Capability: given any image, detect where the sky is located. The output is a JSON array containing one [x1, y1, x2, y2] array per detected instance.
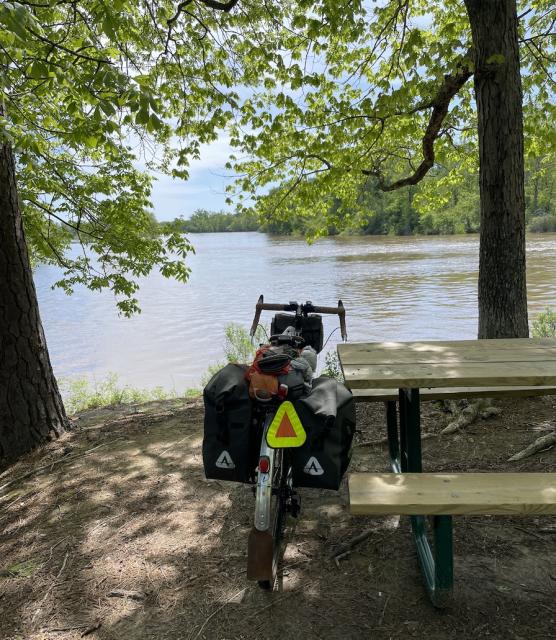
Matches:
[[149, 134, 236, 221]]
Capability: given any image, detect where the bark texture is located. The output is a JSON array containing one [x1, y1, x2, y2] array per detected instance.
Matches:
[[0, 141, 67, 464], [465, 0, 529, 338]]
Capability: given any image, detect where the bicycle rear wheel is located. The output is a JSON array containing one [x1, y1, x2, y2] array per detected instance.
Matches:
[[258, 449, 290, 590]]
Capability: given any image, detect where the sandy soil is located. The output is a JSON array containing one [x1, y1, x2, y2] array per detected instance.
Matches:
[[0, 395, 555, 640]]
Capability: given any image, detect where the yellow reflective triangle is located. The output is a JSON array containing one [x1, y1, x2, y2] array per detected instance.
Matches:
[[266, 401, 306, 448]]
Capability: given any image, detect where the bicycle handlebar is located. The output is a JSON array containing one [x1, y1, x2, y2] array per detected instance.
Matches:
[[250, 295, 347, 342]]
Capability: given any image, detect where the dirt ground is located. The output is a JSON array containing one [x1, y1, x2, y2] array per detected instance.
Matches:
[[0, 395, 555, 640]]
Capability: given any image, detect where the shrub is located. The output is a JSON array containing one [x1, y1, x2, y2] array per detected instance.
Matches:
[[201, 323, 267, 386], [321, 349, 344, 382], [224, 322, 266, 363], [531, 307, 556, 338], [528, 215, 556, 233]]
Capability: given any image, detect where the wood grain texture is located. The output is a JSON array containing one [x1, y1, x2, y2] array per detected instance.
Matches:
[[339, 340, 556, 365], [342, 363, 556, 389], [338, 339, 556, 390], [351, 386, 556, 402], [349, 473, 556, 516]]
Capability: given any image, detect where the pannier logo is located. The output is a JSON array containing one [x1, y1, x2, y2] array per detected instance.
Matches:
[[215, 450, 235, 469], [303, 456, 324, 476]]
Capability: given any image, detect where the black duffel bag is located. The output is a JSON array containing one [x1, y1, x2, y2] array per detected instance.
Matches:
[[203, 363, 259, 483], [290, 376, 356, 490]]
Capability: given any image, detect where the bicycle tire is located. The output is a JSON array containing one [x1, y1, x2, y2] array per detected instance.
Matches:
[[257, 449, 290, 590]]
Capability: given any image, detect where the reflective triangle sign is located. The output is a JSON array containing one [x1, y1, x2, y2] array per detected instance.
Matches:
[[215, 450, 235, 469], [266, 401, 306, 448]]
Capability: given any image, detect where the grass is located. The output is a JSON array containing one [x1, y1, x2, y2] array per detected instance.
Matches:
[[60, 373, 201, 414], [0, 560, 41, 578]]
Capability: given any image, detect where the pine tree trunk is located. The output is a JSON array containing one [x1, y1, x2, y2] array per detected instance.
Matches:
[[0, 141, 68, 465], [465, 0, 529, 338]]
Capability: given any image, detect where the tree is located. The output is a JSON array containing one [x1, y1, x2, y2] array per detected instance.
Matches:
[[464, 0, 529, 337], [0, 138, 67, 460], [203, 0, 554, 337], [0, 0, 238, 462]]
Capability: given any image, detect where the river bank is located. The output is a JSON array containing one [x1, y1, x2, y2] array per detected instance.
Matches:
[[1, 395, 554, 639]]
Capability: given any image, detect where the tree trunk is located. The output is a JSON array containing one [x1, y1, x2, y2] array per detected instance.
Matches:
[[0, 141, 68, 465], [465, 0, 529, 338], [532, 156, 540, 215]]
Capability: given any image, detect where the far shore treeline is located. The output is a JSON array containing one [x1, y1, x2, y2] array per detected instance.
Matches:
[[161, 161, 555, 236]]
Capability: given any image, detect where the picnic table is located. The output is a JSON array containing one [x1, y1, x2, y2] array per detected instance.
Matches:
[[337, 337, 556, 607]]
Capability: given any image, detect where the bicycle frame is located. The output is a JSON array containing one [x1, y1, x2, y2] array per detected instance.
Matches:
[[254, 412, 276, 531]]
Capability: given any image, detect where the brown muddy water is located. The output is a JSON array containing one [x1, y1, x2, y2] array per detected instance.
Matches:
[[34, 232, 556, 390]]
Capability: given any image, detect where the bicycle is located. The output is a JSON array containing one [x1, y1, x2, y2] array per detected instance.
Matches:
[[245, 296, 347, 590]]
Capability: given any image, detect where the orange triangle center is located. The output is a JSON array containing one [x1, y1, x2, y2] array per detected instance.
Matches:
[[275, 413, 297, 438]]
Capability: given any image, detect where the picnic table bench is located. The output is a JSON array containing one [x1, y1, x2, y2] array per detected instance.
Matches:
[[338, 338, 556, 608]]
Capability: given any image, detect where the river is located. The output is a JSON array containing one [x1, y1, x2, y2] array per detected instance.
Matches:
[[34, 232, 556, 391]]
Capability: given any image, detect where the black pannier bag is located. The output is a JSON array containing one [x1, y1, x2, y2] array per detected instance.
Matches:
[[290, 376, 356, 490], [203, 363, 259, 483], [270, 313, 324, 353]]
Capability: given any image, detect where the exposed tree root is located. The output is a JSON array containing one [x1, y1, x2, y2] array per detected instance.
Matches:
[[357, 433, 436, 447], [441, 399, 502, 434], [508, 431, 556, 461]]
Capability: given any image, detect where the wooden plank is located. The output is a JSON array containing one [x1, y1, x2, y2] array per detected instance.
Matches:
[[349, 473, 556, 516], [339, 338, 556, 356], [351, 386, 556, 402], [341, 361, 556, 389], [338, 341, 556, 366]]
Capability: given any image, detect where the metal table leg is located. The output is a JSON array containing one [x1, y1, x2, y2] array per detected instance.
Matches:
[[385, 401, 400, 472], [395, 388, 454, 608]]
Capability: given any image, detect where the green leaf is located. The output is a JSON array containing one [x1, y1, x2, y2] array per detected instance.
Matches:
[[136, 106, 149, 125]]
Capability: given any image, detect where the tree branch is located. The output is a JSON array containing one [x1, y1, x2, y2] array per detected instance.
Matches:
[[199, 0, 240, 11], [27, 27, 110, 64], [26, 198, 104, 242], [363, 61, 473, 191], [167, 0, 195, 27], [167, 0, 239, 27], [305, 153, 333, 170]]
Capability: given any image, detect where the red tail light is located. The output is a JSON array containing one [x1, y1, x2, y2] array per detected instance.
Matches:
[[258, 456, 270, 474]]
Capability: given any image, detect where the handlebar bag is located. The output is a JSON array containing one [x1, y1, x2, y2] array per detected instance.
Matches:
[[290, 376, 356, 490], [203, 363, 259, 483], [271, 313, 324, 353]]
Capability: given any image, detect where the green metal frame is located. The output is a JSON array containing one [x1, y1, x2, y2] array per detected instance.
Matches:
[[385, 390, 454, 608]]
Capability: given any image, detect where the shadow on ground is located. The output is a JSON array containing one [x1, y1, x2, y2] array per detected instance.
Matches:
[[0, 396, 554, 640]]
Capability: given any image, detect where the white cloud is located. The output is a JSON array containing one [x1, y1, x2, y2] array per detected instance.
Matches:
[[149, 133, 238, 220]]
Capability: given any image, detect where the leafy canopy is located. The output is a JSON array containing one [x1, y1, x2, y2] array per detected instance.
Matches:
[[0, 0, 242, 313], [1, 0, 555, 306], [217, 0, 555, 233]]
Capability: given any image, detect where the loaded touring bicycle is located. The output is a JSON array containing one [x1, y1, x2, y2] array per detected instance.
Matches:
[[203, 296, 356, 589]]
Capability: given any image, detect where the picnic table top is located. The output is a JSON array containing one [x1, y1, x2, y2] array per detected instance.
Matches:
[[337, 337, 556, 390]]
